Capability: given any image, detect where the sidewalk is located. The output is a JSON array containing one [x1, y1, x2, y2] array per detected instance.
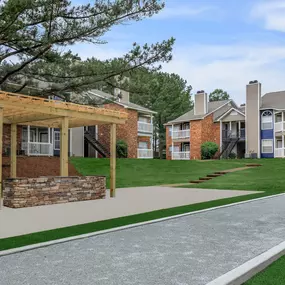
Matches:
[[0, 186, 258, 238]]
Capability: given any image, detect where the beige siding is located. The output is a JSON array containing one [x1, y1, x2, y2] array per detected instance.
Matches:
[[222, 112, 245, 122], [246, 82, 261, 156], [71, 127, 84, 157], [194, 93, 206, 115]]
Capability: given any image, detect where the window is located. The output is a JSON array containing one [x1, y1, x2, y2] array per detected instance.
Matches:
[[261, 110, 273, 130], [138, 141, 148, 149], [262, 139, 273, 153], [54, 131, 60, 150]]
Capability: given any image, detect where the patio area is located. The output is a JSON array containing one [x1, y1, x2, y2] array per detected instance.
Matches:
[[0, 186, 259, 238], [0, 91, 128, 209]]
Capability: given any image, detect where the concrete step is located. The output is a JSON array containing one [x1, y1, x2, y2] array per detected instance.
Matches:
[[189, 180, 205, 184], [207, 174, 222, 178]]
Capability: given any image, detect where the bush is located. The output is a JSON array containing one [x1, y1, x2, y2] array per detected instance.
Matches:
[[116, 140, 128, 158], [228, 152, 237, 159], [201, 142, 219, 160]]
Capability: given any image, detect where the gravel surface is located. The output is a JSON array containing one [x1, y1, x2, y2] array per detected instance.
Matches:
[[1, 195, 285, 285]]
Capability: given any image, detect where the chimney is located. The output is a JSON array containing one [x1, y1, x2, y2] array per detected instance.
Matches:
[[194, 90, 208, 115], [114, 76, 130, 103], [114, 88, 129, 103], [245, 80, 261, 157]]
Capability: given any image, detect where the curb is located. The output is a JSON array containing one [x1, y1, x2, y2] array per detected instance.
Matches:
[[0, 193, 284, 257], [206, 241, 285, 285]]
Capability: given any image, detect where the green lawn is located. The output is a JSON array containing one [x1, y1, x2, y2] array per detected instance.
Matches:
[[71, 157, 255, 188], [244, 255, 285, 285]]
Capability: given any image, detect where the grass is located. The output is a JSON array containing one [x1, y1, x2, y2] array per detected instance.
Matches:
[[244, 255, 285, 285], [71, 157, 255, 188], [1, 158, 284, 252]]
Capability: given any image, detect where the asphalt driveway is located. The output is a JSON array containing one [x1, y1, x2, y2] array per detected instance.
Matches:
[[1, 194, 284, 285]]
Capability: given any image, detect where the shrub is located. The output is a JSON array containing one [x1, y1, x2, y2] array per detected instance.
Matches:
[[201, 142, 219, 160], [116, 140, 128, 158], [228, 152, 237, 159]]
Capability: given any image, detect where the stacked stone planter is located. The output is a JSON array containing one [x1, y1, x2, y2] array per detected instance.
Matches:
[[3, 176, 106, 208]]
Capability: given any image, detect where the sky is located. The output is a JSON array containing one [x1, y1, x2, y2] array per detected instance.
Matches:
[[71, 0, 285, 104]]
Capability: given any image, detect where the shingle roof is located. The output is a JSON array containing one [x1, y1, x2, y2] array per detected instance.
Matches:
[[87, 90, 156, 114], [166, 100, 231, 124], [261, 91, 285, 110]]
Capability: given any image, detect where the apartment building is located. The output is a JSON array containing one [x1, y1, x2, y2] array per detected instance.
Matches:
[[165, 80, 284, 160]]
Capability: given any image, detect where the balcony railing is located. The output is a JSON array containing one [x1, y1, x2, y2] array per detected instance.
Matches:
[[137, 149, 153, 159], [172, 151, 190, 160], [274, 122, 285, 132], [222, 129, 245, 140], [22, 142, 53, 156], [172, 129, 190, 140], [138, 121, 153, 133], [275, 148, 285, 158]]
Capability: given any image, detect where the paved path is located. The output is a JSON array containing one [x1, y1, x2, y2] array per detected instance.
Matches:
[[1, 194, 284, 285], [0, 187, 258, 238]]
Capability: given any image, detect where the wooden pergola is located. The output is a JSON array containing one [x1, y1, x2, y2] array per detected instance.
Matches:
[[0, 91, 128, 198]]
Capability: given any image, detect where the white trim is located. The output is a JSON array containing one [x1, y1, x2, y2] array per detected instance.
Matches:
[[27, 125, 30, 156], [194, 93, 196, 115], [218, 107, 245, 121], [220, 120, 222, 152], [171, 124, 174, 160], [0, 193, 283, 257], [204, 93, 207, 114], [261, 139, 273, 154]]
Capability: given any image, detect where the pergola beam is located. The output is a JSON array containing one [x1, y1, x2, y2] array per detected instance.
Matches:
[[10, 124, 17, 178], [60, 117, 69, 177], [6, 114, 64, 124], [110, 123, 116, 198], [0, 109, 3, 208]]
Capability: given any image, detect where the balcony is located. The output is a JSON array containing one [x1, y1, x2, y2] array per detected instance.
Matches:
[[222, 129, 245, 141], [138, 121, 153, 133], [22, 142, 53, 156], [172, 129, 190, 140], [172, 151, 190, 160], [274, 122, 285, 132], [137, 149, 153, 159], [275, 148, 285, 158]]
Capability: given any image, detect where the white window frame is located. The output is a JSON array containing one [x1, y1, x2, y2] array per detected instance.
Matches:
[[261, 139, 273, 153], [261, 110, 273, 130], [54, 131, 60, 150]]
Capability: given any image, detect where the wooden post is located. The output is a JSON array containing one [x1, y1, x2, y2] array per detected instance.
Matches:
[[110, 123, 116, 197], [0, 109, 3, 209], [60, 117, 69, 176], [10, 123, 17, 178]]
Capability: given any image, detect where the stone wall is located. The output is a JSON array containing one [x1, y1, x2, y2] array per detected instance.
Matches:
[[97, 103, 138, 158], [3, 176, 106, 208]]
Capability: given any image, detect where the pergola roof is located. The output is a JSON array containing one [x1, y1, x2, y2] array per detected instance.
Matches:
[[0, 91, 128, 128]]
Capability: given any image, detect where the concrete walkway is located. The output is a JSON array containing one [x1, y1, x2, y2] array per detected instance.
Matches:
[[0, 194, 284, 285], [0, 186, 258, 238]]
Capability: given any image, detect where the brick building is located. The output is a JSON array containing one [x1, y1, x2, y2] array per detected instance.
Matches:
[[78, 89, 156, 159], [165, 90, 245, 160]]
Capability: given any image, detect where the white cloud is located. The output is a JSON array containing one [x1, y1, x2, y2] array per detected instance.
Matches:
[[153, 5, 213, 19], [252, 1, 285, 32], [162, 43, 285, 104]]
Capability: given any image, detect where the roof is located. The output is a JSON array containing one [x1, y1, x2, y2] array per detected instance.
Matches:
[[87, 89, 156, 114], [166, 100, 232, 124], [261, 91, 285, 110], [0, 91, 127, 128]]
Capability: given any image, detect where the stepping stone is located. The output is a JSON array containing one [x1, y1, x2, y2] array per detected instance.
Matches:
[[214, 171, 227, 175], [207, 174, 222, 178], [189, 180, 204, 184], [199, 177, 212, 181]]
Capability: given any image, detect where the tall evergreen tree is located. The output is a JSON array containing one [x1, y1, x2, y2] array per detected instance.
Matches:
[[0, 0, 174, 98]]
